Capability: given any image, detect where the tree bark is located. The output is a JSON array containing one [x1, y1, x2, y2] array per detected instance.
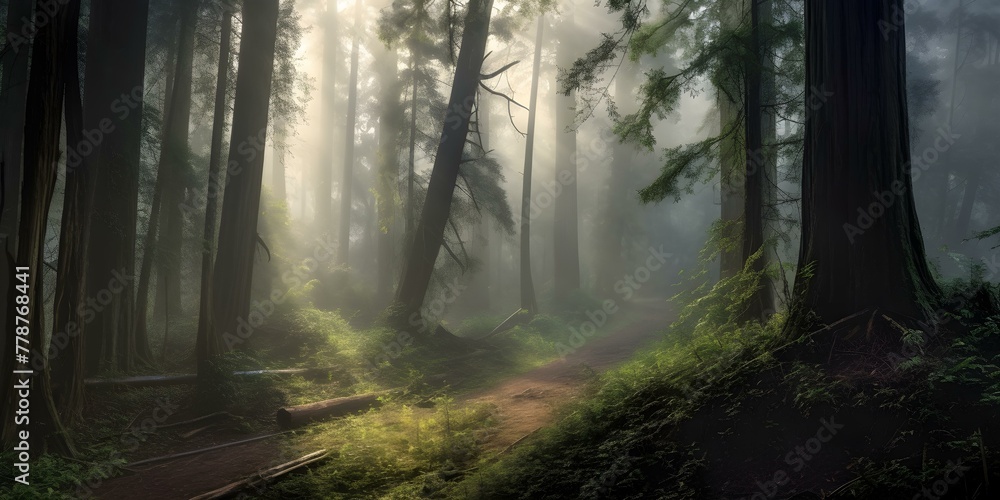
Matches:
[[196, 2, 234, 371], [553, 11, 580, 301], [316, 1, 338, 230], [519, 16, 544, 315], [719, 0, 747, 281], [788, 0, 940, 330], [394, 0, 495, 318], [375, 13, 402, 304], [338, 0, 362, 267], [740, 0, 775, 322], [81, 0, 150, 374], [11, 0, 76, 456], [209, 0, 280, 358], [154, 0, 199, 320]]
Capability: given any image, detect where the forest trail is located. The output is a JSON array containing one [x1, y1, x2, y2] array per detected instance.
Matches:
[[465, 298, 671, 452], [90, 299, 671, 499]]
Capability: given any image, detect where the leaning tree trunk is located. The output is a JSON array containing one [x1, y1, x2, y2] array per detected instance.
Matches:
[[9, 0, 76, 456], [82, 0, 151, 374], [153, 0, 198, 321], [518, 15, 544, 315], [196, 2, 233, 371], [338, 0, 362, 267], [787, 0, 940, 331], [739, 0, 775, 322], [394, 0, 495, 319], [209, 0, 280, 361], [553, 10, 580, 302]]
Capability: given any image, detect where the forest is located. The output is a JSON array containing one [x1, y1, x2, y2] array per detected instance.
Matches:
[[1, 0, 999, 498]]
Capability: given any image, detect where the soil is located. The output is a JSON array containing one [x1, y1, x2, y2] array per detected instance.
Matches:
[[89, 299, 671, 499]]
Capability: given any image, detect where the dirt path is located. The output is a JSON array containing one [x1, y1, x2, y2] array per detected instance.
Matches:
[[89, 300, 670, 499], [465, 299, 670, 452]]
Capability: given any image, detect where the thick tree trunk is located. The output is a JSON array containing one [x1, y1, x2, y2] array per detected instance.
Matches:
[[82, 0, 150, 374], [338, 0, 362, 267], [196, 3, 233, 371], [11, 0, 76, 455], [596, 61, 634, 294], [0, 0, 32, 447], [394, 0, 495, 317], [50, 0, 90, 424], [0, 0, 31, 253], [209, 0, 280, 358], [553, 12, 580, 301], [518, 16, 544, 314], [740, 0, 775, 322], [153, 0, 198, 321], [316, 2, 338, 230], [788, 0, 940, 330]]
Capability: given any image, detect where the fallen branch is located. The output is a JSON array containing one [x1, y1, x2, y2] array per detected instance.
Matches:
[[276, 390, 396, 429], [482, 309, 529, 339], [85, 367, 340, 388], [188, 449, 329, 499], [126, 432, 291, 468]]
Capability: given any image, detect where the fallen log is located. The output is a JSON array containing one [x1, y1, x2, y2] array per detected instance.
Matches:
[[276, 391, 392, 429], [85, 367, 340, 388], [188, 449, 329, 500], [482, 309, 530, 339]]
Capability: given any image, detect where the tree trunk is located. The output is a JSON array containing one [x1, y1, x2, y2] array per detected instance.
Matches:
[[81, 0, 150, 374], [952, 171, 979, 243], [316, 1, 338, 229], [196, 2, 233, 371], [553, 11, 580, 301], [405, 50, 419, 245], [394, 0, 495, 318], [209, 0, 280, 358], [596, 60, 635, 294], [10, 0, 76, 456], [518, 16, 544, 314], [153, 0, 199, 321], [50, 0, 91, 424], [375, 16, 402, 304], [0, 0, 31, 253], [788, 0, 940, 331], [935, 0, 964, 244], [134, 17, 179, 366], [272, 115, 287, 201], [739, 0, 775, 322], [0, 0, 32, 447], [719, 0, 747, 281], [338, 0, 362, 267]]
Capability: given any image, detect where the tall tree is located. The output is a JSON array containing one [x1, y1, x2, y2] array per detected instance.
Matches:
[[8, 0, 76, 455], [153, 0, 199, 320], [739, 0, 775, 322], [553, 10, 580, 301], [375, 0, 404, 303], [0, 0, 31, 253], [518, 15, 544, 315], [196, 0, 234, 370], [718, 0, 747, 281], [81, 0, 151, 373], [272, 115, 287, 201], [338, 0, 362, 266], [787, 0, 940, 330], [209, 0, 280, 361], [394, 0, 495, 318], [316, 1, 338, 229]]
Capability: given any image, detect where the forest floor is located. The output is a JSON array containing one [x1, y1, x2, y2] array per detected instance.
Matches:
[[88, 299, 670, 500]]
